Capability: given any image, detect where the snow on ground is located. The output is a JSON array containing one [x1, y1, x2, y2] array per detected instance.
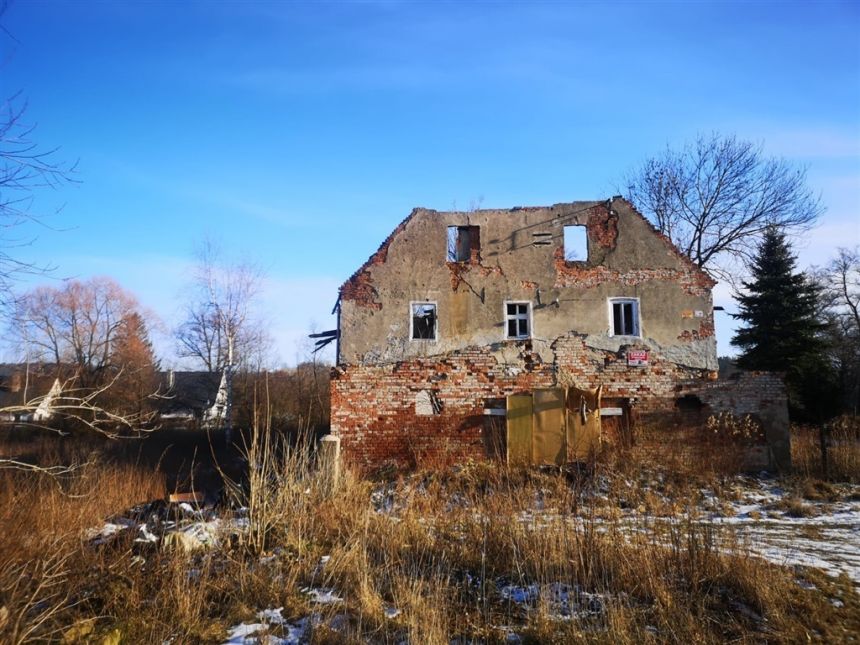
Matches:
[[514, 475, 860, 585], [705, 478, 860, 583], [409, 474, 860, 586], [301, 587, 344, 605], [84, 500, 248, 552], [223, 608, 308, 645], [499, 582, 609, 621]]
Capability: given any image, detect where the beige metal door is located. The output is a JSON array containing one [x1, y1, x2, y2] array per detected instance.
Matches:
[[506, 394, 533, 466], [533, 388, 566, 465]]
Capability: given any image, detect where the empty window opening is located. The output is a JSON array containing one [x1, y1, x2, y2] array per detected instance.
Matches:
[[505, 302, 531, 339], [411, 303, 437, 340], [564, 225, 588, 261], [447, 225, 480, 262], [611, 298, 640, 337], [532, 232, 552, 246]]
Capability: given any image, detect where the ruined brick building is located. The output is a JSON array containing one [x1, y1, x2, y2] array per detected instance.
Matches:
[[329, 198, 789, 469]]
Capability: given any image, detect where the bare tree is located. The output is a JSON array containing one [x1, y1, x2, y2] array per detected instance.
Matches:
[[1, 3, 77, 308], [624, 133, 823, 281], [175, 241, 271, 437], [175, 240, 270, 373], [826, 247, 860, 336], [818, 247, 860, 414], [11, 277, 148, 388], [3, 278, 160, 469]]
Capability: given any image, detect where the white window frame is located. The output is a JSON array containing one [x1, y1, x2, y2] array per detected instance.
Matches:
[[563, 224, 588, 262], [608, 297, 641, 338], [504, 300, 532, 340], [409, 301, 438, 342]]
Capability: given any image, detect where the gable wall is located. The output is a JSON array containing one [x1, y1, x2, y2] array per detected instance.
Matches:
[[338, 200, 716, 370]]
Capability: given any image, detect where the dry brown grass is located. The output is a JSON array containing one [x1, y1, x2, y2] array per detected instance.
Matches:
[[1, 425, 858, 644], [792, 416, 860, 483]]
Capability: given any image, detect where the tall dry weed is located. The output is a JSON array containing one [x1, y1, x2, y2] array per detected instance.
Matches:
[[2, 422, 858, 643], [792, 416, 860, 482]]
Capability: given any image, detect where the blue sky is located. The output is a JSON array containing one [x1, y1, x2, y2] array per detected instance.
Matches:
[[2, 0, 859, 365]]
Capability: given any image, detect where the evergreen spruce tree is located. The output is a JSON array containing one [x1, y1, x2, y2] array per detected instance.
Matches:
[[731, 227, 836, 420]]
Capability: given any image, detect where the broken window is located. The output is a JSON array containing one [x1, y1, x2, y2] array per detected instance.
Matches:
[[564, 225, 587, 261], [505, 302, 531, 339], [411, 302, 437, 340], [447, 225, 480, 262], [610, 298, 640, 337]]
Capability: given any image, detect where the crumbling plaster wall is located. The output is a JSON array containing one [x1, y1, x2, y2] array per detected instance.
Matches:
[[338, 199, 717, 371]]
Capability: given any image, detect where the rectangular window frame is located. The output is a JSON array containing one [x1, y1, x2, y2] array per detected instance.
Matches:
[[410, 301, 438, 342], [563, 225, 588, 262], [446, 225, 480, 263], [608, 297, 641, 338], [504, 300, 532, 340]]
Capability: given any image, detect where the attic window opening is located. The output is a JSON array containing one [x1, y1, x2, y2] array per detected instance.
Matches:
[[411, 302, 437, 340], [564, 225, 588, 261], [505, 301, 531, 339], [447, 225, 480, 262], [610, 298, 640, 337]]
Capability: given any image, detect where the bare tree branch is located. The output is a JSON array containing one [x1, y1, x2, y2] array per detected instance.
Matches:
[[624, 133, 823, 281], [175, 240, 271, 373]]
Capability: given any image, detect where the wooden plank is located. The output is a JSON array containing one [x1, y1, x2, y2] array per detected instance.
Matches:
[[533, 388, 566, 466], [506, 394, 533, 467]]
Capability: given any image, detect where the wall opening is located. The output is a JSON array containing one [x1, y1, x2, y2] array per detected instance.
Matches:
[[411, 302, 437, 340], [447, 225, 480, 262], [563, 225, 588, 261]]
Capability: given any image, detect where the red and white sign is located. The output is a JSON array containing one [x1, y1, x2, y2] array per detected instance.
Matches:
[[627, 350, 649, 366]]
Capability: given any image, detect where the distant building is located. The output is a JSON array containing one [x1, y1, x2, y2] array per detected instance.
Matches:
[[156, 370, 227, 428]]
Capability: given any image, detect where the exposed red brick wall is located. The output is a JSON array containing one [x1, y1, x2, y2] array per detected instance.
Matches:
[[587, 204, 619, 249], [552, 246, 714, 297], [331, 341, 788, 470], [677, 319, 715, 341], [331, 335, 715, 468], [678, 371, 787, 416], [627, 425, 771, 472], [330, 348, 555, 469], [338, 270, 382, 310]]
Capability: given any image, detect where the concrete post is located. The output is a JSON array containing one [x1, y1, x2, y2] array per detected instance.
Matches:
[[319, 434, 341, 492]]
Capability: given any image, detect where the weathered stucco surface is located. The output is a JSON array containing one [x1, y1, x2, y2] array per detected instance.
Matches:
[[338, 198, 717, 371]]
